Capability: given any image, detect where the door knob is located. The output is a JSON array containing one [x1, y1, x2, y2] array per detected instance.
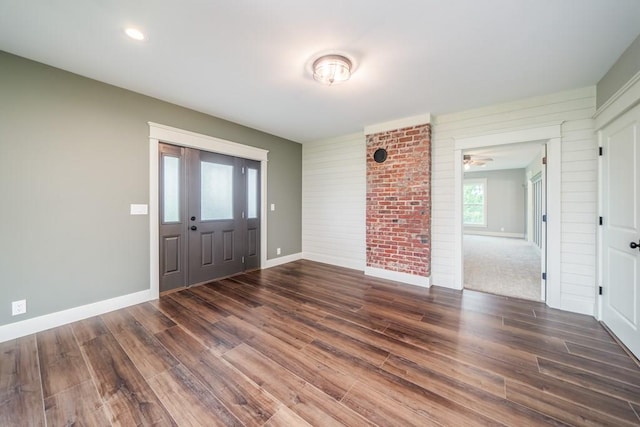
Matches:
[[190, 225, 197, 231], [191, 216, 196, 221], [631, 240, 640, 250]]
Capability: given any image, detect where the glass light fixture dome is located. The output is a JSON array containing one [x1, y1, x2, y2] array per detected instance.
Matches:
[[313, 54, 352, 85]]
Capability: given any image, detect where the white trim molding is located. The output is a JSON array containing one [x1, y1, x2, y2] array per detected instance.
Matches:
[[149, 123, 269, 298], [454, 123, 562, 150], [303, 252, 365, 271], [149, 122, 269, 162], [365, 267, 431, 288], [364, 113, 431, 135], [0, 290, 151, 343], [594, 69, 640, 130], [464, 231, 525, 239], [453, 124, 562, 309], [595, 74, 640, 320], [265, 252, 304, 269]]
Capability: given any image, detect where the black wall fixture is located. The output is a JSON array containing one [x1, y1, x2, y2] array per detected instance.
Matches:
[[373, 148, 387, 163]]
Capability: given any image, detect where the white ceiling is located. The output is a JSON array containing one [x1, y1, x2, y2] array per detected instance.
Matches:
[[1, 1, 640, 143], [464, 142, 545, 172]]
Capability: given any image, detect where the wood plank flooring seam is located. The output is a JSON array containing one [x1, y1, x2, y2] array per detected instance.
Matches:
[[601, 321, 640, 369], [151, 300, 217, 351], [505, 379, 640, 427], [630, 401, 640, 422], [70, 323, 112, 425], [4, 260, 640, 426], [536, 356, 640, 407], [33, 335, 47, 427], [505, 375, 640, 426]]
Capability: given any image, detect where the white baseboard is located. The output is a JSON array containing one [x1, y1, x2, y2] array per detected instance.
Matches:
[[302, 252, 365, 271], [464, 231, 525, 239], [560, 296, 595, 316], [264, 252, 303, 269], [365, 267, 431, 288], [0, 289, 152, 343]]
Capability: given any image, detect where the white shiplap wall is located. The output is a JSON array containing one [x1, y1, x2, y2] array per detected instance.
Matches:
[[432, 86, 598, 315], [302, 133, 366, 270]]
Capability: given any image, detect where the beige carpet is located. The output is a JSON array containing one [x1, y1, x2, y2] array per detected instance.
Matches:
[[464, 235, 542, 301]]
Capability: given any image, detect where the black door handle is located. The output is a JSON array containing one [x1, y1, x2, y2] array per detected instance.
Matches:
[[190, 225, 197, 231], [191, 216, 196, 221], [631, 241, 640, 250]]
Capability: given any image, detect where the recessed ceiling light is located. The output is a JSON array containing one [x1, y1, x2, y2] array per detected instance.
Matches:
[[125, 28, 145, 41]]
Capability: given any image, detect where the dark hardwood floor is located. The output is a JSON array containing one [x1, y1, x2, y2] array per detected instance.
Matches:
[[2, 260, 640, 426]]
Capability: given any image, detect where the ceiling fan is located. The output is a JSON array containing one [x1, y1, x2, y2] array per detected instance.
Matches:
[[463, 154, 493, 170]]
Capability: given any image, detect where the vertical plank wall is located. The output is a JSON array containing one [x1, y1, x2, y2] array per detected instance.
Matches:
[[301, 87, 597, 315], [302, 133, 367, 269], [431, 86, 598, 315]]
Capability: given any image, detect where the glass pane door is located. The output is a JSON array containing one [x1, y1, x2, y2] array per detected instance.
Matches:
[[200, 161, 234, 220]]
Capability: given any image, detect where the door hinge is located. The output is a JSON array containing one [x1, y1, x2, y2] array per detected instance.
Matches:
[[542, 272, 547, 280], [599, 147, 603, 156], [242, 211, 245, 219], [542, 214, 547, 222], [242, 256, 245, 264], [599, 216, 603, 226], [242, 167, 245, 174], [599, 286, 603, 295], [542, 156, 547, 165]]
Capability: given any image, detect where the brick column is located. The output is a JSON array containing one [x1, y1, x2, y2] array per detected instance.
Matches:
[[366, 123, 431, 280]]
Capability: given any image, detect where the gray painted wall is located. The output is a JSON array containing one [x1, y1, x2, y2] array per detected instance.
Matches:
[[464, 169, 526, 235], [0, 51, 301, 326], [597, 33, 640, 108]]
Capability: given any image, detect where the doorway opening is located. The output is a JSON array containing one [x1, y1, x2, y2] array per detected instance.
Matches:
[[462, 141, 547, 301], [149, 123, 269, 299], [159, 143, 261, 292]]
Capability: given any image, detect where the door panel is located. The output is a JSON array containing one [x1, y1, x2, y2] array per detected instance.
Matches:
[[609, 249, 635, 323], [187, 150, 244, 285], [247, 228, 258, 257], [245, 161, 261, 270], [200, 232, 214, 266], [601, 102, 640, 358], [159, 144, 187, 292], [223, 230, 234, 261], [162, 235, 181, 274]]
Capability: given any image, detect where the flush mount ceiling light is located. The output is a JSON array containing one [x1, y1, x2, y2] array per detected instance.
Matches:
[[125, 28, 145, 41], [313, 54, 352, 85]]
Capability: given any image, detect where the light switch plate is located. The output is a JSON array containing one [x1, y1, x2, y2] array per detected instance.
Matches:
[[270, 203, 275, 211], [130, 204, 148, 215]]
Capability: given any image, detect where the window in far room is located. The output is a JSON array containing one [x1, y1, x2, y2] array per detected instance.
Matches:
[[463, 178, 487, 226]]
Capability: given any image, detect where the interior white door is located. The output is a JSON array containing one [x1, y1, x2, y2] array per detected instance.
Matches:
[[601, 102, 640, 358]]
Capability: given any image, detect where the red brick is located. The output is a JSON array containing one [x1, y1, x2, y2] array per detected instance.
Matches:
[[366, 123, 431, 277]]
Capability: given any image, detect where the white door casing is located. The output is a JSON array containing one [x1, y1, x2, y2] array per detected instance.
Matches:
[[533, 144, 548, 301], [149, 122, 269, 299], [453, 124, 561, 309], [600, 103, 640, 358]]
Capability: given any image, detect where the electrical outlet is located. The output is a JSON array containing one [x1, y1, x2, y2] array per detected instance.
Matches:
[[276, 247, 281, 255], [12, 300, 26, 316]]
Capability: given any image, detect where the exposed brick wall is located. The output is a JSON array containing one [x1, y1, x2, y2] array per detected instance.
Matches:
[[366, 124, 431, 277]]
